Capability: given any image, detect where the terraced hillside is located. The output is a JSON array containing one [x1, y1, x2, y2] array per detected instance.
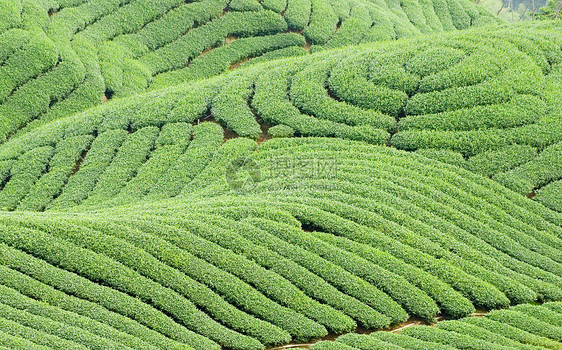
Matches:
[[1, 135, 562, 349], [0, 0, 496, 144], [311, 302, 562, 350], [0, 0, 561, 349]]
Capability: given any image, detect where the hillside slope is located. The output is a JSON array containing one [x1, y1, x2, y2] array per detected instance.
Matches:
[[0, 23, 560, 210], [0, 1, 561, 350], [0, 0, 497, 143], [0, 136, 562, 349]]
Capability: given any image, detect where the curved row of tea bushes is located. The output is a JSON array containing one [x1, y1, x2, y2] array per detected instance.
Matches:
[[151, 33, 306, 91], [3, 215, 292, 347], [0, 284, 162, 349], [0, 246, 204, 349], [0, 135, 557, 348], [535, 181, 562, 212], [494, 141, 562, 196], [253, 64, 391, 144], [313, 303, 562, 349], [79, 218, 330, 342], [141, 10, 289, 75], [0, 0, 498, 138], [465, 145, 538, 178], [17, 135, 93, 211]]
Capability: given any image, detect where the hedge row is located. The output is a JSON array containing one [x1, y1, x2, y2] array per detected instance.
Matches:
[[462, 316, 561, 349], [243, 218, 434, 322], [0, 223, 253, 349], [535, 180, 562, 212], [493, 141, 562, 196], [0, 283, 161, 350], [0, 302, 117, 349], [466, 145, 538, 178], [115, 0, 229, 54], [322, 4, 373, 49], [147, 122, 223, 199], [98, 218, 329, 341], [399, 95, 547, 132], [141, 10, 287, 75], [289, 57, 396, 131], [275, 164, 558, 303], [0, 243, 211, 349], [81, 126, 158, 206], [7, 215, 289, 348], [128, 217, 352, 335], [76, 0, 186, 43], [0, 135, 554, 348], [154, 33, 306, 93], [253, 64, 390, 144], [48, 129, 127, 210], [315, 303, 562, 349], [18, 135, 93, 211], [285, 0, 311, 30], [0, 146, 54, 210], [303, 0, 339, 45], [211, 72, 262, 140], [0, 30, 58, 102], [207, 216, 393, 330], [262, 197, 512, 309]]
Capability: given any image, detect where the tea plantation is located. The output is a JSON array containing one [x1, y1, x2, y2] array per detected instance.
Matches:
[[0, 0, 561, 349]]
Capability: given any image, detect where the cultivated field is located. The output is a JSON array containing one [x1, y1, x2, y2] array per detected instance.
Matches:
[[0, 0, 561, 349]]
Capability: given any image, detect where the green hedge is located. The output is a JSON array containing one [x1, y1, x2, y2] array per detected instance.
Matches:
[[290, 58, 396, 132], [18, 135, 93, 211], [82, 126, 158, 205], [0, 243, 213, 349], [399, 95, 547, 132], [0, 146, 54, 210], [253, 65, 390, 144], [0, 30, 58, 102], [0, 302, 117, 350], [466, 145, 538, 178], [323, 4, 373, 48], [0, 1, 22, 34], [102, 218, 329, 341], [462, 316, 562, 350], [487, 309, 562, 342], [493, 141, 562, 196], [147, 122, 223, 199], [49, 129, 127, 210], [303, 0, 339, 45], [285, 0, 311, 30], [328, 55, 409, 117], [13, 215, 289, 347], [401, 325, 518, 349], [535, 180, 562, 212], [372, 332, 457, 350], [314, 231, 475, 319], [153, 33, 305, 88], [0, 224, 247, 349], [141, 10, 287, 74], [335, 333, 403, 350], [213, 217, 395, 329], [0, 283, 160, 350]]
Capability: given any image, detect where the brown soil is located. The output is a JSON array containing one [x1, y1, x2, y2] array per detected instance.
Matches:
[[257, 120, 272, 145], [303, 39, 312, 53], [229, 57, 251, 70], [266, 310, 491, 350]]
